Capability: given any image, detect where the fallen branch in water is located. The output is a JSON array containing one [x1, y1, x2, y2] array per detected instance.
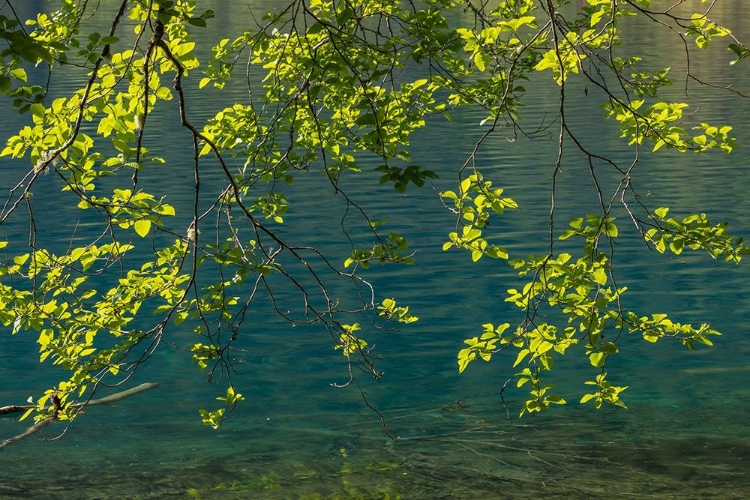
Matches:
[[0, 416, 56, 451], [79, 382, 160, 407], [0, 382, 159, 451]]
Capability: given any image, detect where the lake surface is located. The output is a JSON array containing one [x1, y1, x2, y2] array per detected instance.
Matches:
[[2, 1, 750, 498]]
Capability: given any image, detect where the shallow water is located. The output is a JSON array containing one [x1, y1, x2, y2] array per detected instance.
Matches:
[[2, 1, 750, 498]]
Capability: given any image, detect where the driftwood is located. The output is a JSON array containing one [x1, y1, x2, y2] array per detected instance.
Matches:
[[0, 382, 159, 451]]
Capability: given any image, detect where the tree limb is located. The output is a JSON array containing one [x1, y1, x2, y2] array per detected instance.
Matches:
[[0, 383, 159, 452]]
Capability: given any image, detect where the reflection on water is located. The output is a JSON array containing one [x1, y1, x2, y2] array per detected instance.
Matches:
[[2, 1, 750, 498]]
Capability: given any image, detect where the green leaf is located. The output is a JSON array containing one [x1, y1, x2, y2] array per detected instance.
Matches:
[[654, 207, 669, 219], [473, 51, 489, 72], [187, 18, 207, 27], [603, 221, 618, 238], [156, 204, 176, 216], [513, 349, 530, 367], [134, 220, 152, 238], [486, 245, 509, 259], [592, 268, 607, 286], [0, 76, 11, 94], [589, 352, 606, 368], [30, 103, 45, 119]]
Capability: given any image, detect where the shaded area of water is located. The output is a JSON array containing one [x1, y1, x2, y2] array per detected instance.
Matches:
[[3, 384, 750, 498]]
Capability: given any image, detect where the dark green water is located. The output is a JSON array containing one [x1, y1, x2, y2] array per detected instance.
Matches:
[[2, 2, 750, 498]]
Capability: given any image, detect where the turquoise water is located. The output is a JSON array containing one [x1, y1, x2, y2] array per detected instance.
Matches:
[[2, 2, 750, 498]]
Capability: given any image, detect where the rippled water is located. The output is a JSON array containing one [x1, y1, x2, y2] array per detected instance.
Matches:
[[2, 2, 750, 498]]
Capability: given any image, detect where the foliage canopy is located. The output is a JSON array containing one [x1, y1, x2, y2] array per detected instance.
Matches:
[[0, 0, 748, 429]]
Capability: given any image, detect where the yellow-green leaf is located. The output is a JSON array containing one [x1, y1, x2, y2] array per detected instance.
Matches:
[[134, 219, 152, 238]]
